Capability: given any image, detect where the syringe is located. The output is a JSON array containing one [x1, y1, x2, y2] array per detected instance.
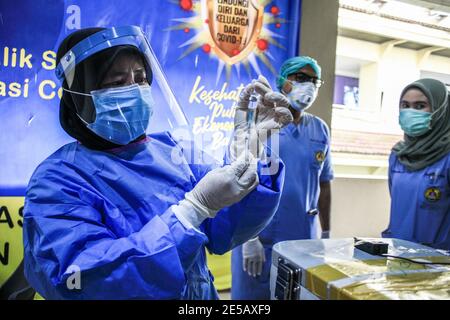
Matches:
[[244, 90, 258, 162]]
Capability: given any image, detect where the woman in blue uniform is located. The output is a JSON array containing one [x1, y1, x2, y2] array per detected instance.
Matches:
[[231, 56, 334, 300], [383, 78, 450, 250], [22, 26, 293, 300]]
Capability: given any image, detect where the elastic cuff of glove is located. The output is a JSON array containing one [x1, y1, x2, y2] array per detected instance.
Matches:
[[184, 192, 219, 219], [172, 199, 208, 229]]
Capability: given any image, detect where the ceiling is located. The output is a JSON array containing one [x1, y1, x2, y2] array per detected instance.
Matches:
[[395, 0, 450, 14], [338, 0, 450, 56]]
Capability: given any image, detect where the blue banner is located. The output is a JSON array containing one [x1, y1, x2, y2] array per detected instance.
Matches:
[[0, 0, 301, 196]]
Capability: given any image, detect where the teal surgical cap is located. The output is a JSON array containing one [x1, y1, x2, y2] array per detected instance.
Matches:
[[276, 56, 322, 90]]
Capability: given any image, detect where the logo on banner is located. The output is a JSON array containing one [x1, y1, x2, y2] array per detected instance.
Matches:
[[166, 0, 289, 153], [206, 0, 264, 65], [169, 0, 287, 80]]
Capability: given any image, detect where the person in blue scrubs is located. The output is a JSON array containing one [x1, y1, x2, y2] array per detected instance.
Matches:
[[22, 26, 292, 300], [383, 78, 450, 250], [231, 56, 334, 300]]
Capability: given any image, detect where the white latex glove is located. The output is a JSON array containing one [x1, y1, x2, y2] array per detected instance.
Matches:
[[175, 154, 259, 229], [242, 237, 266, 277], [230, 75, 293, 161]]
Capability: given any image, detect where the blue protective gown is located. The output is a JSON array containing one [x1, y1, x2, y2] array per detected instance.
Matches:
[[383, 152, 450, 250], [23, 132, 285, 300], [231, 113, 334, 300]]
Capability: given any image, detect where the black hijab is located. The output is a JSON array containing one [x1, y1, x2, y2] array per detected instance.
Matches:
[[57, 28, 150, 150]]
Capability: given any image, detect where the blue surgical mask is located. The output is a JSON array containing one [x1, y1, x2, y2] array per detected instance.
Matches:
[[399, 108, 432, 137], [87, 84, 154, 145], [285, 81, 318, 111]]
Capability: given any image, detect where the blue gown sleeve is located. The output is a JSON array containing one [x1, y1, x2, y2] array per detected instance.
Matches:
[[320, 122, 334, 183], [382, 153, 396, 237], [203, 158, 285, 254], [23, 160, 208, 300], [388, 153, 395, 195]]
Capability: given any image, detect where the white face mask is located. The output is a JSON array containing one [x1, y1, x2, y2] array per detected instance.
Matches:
[[285, 81, 318, 111]]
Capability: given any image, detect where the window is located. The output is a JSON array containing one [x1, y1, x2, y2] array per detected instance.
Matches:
[[333, 75, 360, 109]]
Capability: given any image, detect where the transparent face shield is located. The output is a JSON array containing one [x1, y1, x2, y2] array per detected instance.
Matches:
[[55, 26, 188, 142]]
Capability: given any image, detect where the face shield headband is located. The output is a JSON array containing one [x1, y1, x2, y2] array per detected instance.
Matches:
[[55, 25, 188, 130]]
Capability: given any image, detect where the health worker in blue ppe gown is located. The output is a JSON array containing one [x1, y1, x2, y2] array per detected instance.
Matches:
[[231, 56, 334, 300], [22, 26, 294, 300], [383, 78, 450, 250]]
